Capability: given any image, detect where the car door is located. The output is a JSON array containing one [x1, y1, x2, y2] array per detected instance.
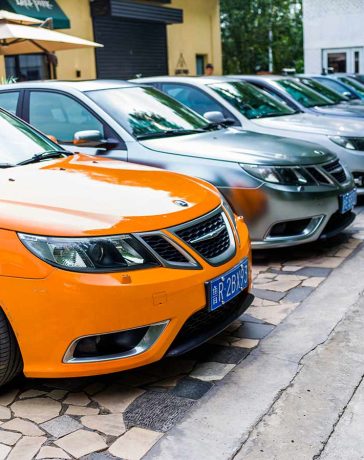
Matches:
[[24, 89, 128, 159]]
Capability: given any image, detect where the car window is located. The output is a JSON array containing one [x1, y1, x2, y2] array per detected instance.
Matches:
[[276, 79, 334, 107], [0, 92, 19, 115], [160, 83, 228, 117], [316, 78, 358, 100], [338, 77, 364, 97], [0, 109, 56, 165], [210, 81, 297, 119], [298, 78, 344, 103], [87, 86, 209, 138], [29, 91, 104, 143]]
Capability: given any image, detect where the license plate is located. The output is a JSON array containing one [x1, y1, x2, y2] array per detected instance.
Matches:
[[339, 189, 357, 214], [206, 259, 249, 312]]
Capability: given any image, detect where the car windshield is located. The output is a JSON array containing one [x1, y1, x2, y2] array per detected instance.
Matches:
[[277, 79, 335, 107], [209, 81, 297, 119], [0, 110, 58, 166], [338, 77, 364, 97], [315, 78, 359, 100], [86, 86, 210, 139], [298, 78, 345, 104]]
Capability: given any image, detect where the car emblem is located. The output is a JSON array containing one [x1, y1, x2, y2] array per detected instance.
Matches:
[[173, 200, 189, 208]]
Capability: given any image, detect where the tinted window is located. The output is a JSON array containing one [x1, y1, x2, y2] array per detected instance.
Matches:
[[29, 91, 104, 142], [0, 110, 55, 164], [210, 81, 296, 119], [298, 78, 344, 103], [316, 78, 358, 100], [87, 86, 209, 138], [0, 92, 19, 115], [277, 79, 334, 107], [160, 83, 230, 118], [338, 77, 364, 97]]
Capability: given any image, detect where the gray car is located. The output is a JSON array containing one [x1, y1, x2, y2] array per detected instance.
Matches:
[[0, 80, 355, 249], [135, 76, 364, 192]]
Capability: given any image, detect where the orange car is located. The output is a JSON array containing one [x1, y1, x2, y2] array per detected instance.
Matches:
[[0, 109, 253, 387]]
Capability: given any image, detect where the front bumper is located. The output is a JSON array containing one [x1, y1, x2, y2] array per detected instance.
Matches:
[[1, 219, 252, 378], [225, 182, 356, 249]]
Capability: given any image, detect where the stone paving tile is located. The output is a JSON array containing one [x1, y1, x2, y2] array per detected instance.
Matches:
[[36, 446, 70, 459], [92, 386, 145, 413], [81, 414, 126, 436], [124, 391, 194, 432], [254, 278, 301, 292], [0, 390, 18, 407], [0, 430, 21, 446], [55, 429, 107, 458], [0, 406, 11, 420], [232, 338, 259, 348], [109, 427, 162, 460], [189, 362, 235, 382], [11, 398, 61, 424], [295, 267, 332, 277], [302, 276, 325, 288], [7, 436, 46, 460], [171, 377, 213, 400], [148, 376, 181, 389], [251, 288, 286, 302], [185, 343, 250, 364], [248, 302, 299, 326], [63, 392, 91, 407], [1, 419, 45, 436], [233, 322, 275, 340], [65, 405, 100, 416], [0, 443, 11, 460], [19, 390, 46, 400], [47, 389, 68, 401], [284, 286, 315, 303], [40, 415, 82, 438]]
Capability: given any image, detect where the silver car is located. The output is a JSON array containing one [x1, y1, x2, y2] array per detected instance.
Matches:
[[0, 80, 355, 249], [135, 76, 364, 193]]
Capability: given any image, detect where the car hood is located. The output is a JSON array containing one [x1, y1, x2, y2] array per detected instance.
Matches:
[[0, 154, 220, 237], [315, 104, 364, 117], [252, 112, 364, 136], [141, 128, 336, 165]]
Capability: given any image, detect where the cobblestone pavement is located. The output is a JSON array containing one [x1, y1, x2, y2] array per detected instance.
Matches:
[[0, 208, 363, 459]]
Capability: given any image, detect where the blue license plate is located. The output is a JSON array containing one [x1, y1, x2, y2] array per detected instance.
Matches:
[[206, 259, 249, 312], [339, 189, 357, 214]]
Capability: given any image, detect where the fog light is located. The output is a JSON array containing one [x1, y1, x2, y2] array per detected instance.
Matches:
[[63, 321, 168, 363]]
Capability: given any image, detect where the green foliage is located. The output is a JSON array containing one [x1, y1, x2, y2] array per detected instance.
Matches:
[[221, 0, 303, 75]]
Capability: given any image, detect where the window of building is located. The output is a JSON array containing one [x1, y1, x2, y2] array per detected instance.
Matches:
[[355, 51, 360, 74], [327, 52, 347, 73], [5, 54, 50, 82], [29, 91, 104, 142]]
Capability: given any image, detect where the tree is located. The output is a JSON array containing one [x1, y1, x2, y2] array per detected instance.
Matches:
[[221, 0, 303, 75]]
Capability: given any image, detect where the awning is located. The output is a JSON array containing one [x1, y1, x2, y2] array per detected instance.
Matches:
[[0, 0, 70, 29]]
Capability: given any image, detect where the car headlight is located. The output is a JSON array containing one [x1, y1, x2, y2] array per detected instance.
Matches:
[[241, 164, 315, 185], [329, 136, 357, 150], [18, 233, 159, 272]]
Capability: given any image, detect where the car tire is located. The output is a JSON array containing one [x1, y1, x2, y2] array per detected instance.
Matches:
[[0, 309, 22, 387]]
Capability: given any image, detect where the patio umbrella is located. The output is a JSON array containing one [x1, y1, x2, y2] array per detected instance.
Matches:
[[0, 22, 103, 55], [0, 9, 42, 25]]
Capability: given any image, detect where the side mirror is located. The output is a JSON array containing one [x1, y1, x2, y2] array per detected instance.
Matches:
[[73, 130, 105, 147], [343, 92, 352, 99], [203, 111, 226, 124]]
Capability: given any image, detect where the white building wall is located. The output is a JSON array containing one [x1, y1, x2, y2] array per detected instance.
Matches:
[[303, 0, 364, 73]]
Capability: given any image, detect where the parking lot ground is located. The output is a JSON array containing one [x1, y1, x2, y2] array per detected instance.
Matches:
[[0, 207, 364, 459]]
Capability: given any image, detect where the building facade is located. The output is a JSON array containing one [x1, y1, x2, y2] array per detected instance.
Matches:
[[303, 0, 364, 74], [0, 0, 222, 81]]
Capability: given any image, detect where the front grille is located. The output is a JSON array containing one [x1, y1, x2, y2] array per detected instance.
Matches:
[[170, 292, 246, 348], [306, 167, 330, 185], [141, 235, 189, 263], [175, 212, 234, 264], [322, 160, 347, 184]]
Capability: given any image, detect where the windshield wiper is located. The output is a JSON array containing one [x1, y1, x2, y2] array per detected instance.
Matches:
[[137, 129, 205, 140], [16, 150, 73, 166]]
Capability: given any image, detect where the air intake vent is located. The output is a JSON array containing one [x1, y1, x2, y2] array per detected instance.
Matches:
[[141, 235, 189, 263], [322, 160, 347, 184]]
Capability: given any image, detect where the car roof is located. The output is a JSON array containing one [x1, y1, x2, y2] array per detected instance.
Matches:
[[0, 79, 137, 92], [232, 75, 291, 82], [131, 75, 242, 85]]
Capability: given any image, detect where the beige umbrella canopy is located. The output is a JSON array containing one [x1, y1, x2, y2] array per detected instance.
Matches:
[[0, 9, 42, 25], [0, 23, 103, 55]]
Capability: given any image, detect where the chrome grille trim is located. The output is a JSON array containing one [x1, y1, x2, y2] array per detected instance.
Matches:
[[169, 207, 236, 266], [134, 232, 200, 269]]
